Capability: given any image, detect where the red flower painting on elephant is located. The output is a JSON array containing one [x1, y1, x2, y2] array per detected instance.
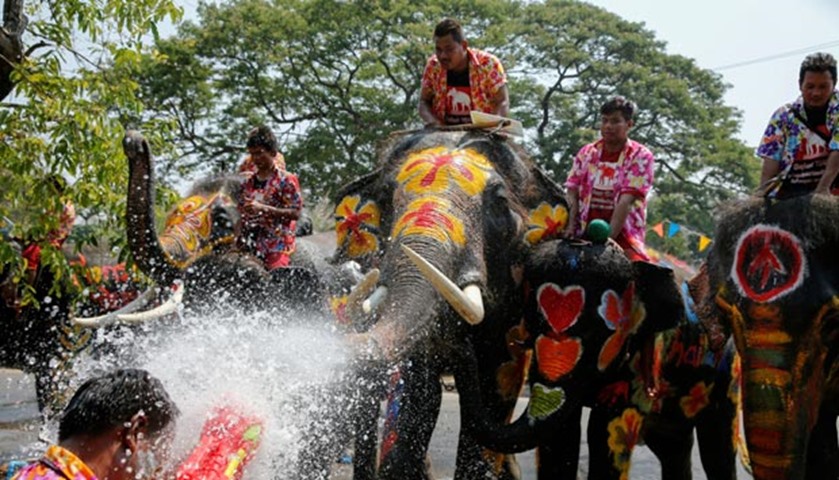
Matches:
[[160, 193, 235, 266], [597, 283, 645, 371], [525, 202, 569, 245], [396, 146, 492, 196], [607, 408, 644, 480], [391, 198, 466, 246], [680, 381, 713, 418], [535, 284, 584, 382], [732, 224, 806, 303], [335, 195, 381, 258]]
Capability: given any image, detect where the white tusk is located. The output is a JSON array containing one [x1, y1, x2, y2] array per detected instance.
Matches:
[[400, 245, 485, 325], [362, 286, 388, 314], [346, 268, 380, 312], [71, 287, 156, 328], [114, 281, 185, 324]]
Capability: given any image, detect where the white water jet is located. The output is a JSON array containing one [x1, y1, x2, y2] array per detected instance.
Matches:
[[62, 305, 356, 479]]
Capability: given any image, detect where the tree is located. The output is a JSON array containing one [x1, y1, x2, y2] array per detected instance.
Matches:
[[136, 0, 756, 261], [0, 0, 181, 298]]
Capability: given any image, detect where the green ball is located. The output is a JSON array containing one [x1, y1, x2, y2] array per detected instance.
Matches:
[[587, 219, 611, 243]]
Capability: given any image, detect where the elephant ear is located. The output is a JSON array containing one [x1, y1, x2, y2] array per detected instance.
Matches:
[[331, 167, 389, 270], [520, 165, 571, 247], [631, 261, 684, 339]]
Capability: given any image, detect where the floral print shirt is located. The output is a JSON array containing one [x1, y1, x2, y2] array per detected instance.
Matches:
[[565, 138, 655, 248], [420, 48, 506, 124], [237, 166, 303, 262], [11, 445, 98, 480], [756, 91, 839, 196]]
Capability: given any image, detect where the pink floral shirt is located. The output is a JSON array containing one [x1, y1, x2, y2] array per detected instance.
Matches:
[[12, 445, 98, 480], [565, 138, 655, 247], [420, 48, 506, 124], [237, 166, 303, 264]]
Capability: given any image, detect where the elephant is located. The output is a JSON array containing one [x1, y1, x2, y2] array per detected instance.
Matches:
[[0, 244, 144, 414], [107, 130, 346, 323], [418, 237, 741, 479], [705, 193, 839, 480], [326, 127, 637, 479]]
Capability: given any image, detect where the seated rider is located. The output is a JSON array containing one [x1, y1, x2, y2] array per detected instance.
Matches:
[[757, 52, 839, 198], [237, 126, 303, 271], [9, 369, 178, 480], [562, 96, 655, 262], [418, 18, 509, 126]]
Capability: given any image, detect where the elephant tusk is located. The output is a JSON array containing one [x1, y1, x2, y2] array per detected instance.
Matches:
[[114, 281, 185, 324], [362, 286, 388, 314], [71, 287, 157, 328], [345, 268, 380, 315], [400, 245, 485, 325]]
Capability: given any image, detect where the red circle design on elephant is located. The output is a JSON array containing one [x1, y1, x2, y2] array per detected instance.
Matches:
[[731, 224, 806, 303]]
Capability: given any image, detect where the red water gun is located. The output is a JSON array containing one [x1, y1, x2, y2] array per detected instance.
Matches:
[[176, 406, 263, 480]]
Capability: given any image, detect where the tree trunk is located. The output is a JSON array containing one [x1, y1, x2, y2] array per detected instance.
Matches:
[[0, 0, 25, 101]]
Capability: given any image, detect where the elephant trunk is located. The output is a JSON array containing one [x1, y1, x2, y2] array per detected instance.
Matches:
[[123, 131, 180, 286], [741, 338, 827, 480]]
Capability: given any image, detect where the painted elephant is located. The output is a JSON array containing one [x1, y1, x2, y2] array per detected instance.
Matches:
[[108, 130, 343, 323], [431, 242, 742, 479], [0, 247, 143, 413], [325, 128, 606, 479], [706, 194, 839, 480]]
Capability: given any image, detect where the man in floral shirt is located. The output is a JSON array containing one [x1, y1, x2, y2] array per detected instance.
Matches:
[[563, 97, 655, 262], [11, 369, 178, 480], [757, 52, 839, 198], [418, 18, 508, 126], [237, 126, 303, 270]]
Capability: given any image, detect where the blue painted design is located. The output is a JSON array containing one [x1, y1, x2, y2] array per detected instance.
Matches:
[[680, 281, 699, 324]]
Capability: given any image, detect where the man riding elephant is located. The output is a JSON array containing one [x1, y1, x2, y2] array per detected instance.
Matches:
[[757, 52, 839, 198]]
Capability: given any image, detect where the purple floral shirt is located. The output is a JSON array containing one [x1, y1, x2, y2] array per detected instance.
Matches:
[[756, 91, 839, 192], [565, 138, 655, 247]]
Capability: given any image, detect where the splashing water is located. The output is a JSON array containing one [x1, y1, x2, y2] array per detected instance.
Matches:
[[61, 306, 358, 479]]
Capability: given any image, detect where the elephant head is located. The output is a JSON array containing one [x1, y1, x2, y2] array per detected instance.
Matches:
[[452, 238, 684, 451], [115, 131, 329, 319], [708, 194, 839, 480], [333, 129, 568, 361]]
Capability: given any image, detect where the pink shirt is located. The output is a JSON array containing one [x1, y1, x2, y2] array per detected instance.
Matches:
[[565, 138, 654, 249], [420, 48, 506, 124], [12, 445, 98, 480]]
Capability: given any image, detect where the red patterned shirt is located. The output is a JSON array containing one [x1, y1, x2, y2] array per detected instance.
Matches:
[[420, 48, 506, 124]]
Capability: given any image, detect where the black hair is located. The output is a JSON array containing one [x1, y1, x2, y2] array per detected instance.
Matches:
[[433, 18, 465, 44], [246, 125, 278, 154], [600, 96, 636, 122], [799, 52, 837, 85], [58, 368, 178, 442]]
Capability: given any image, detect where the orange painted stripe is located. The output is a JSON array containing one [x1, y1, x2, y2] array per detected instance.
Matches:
[[747, 427, 784, 452], [746, 368, 791, 386], [749, 451, 794, 469], [752, 465, 788, 480], [744, 411, 787, 430], [745, 330, 792, 346]]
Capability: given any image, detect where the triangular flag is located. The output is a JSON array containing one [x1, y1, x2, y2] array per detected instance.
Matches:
[[698, 235, 712, 252], [667, 222, 681, 238], [651, 222, 664, 238]]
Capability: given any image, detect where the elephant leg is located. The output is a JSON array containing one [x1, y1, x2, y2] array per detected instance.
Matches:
[[805, 409, 839, 480], [694, 397, 737, 480], [588, 406, 638, 480], [643, 414, 694, 480], [536, 404, 582, 480], [352, 378, 383, 480], [378, 354, 442, 480]]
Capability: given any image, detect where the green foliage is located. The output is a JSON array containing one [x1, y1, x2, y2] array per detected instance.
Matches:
[[0, 0, 181, 300], [136, 0, 758, 264]]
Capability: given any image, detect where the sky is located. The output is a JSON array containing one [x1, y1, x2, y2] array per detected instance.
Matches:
[[585, 0, 839, 145]]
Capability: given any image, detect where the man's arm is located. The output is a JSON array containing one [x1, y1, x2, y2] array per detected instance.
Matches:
[[815, 150, 839, 194], [609, 193, 639, 239], [418, 90, 440, 127], [759, 157, 781, 189], [562, 188, 579, 238], [491, 84, 509, 118]]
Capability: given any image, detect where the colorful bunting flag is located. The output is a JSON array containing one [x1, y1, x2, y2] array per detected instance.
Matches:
[[651, 222, 664, 238], [667, 222, 681, 238], [698, 235, 712, 252]]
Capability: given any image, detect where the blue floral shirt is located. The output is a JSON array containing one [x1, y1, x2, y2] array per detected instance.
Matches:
[[756, 90, 839, 195]]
